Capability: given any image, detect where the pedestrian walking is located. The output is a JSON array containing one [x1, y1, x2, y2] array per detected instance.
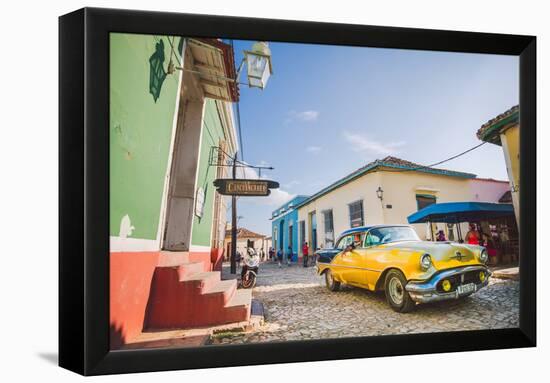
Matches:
[[276, 248, 283, 268], [286, 245, 293, 266], [269, 247, 275, 262], [302, 241, 309, 267]]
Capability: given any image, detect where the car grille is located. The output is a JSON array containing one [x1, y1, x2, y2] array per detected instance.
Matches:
[[436, 270, 484, 293]]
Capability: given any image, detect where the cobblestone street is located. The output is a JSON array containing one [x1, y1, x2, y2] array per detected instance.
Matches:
[[211, 261, 519, 345]]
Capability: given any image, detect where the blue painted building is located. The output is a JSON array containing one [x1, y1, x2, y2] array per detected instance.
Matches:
[[271, 195, 309, 262]]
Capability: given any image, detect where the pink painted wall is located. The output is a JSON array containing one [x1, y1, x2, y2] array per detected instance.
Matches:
[[468, 178, 510, 203]]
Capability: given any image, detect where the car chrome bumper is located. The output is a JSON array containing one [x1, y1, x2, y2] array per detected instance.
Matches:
[[405, 265, 491, 303]]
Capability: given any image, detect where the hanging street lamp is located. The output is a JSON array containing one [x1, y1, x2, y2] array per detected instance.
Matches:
[[172, 39, 273, 92], [242, 41, 273, 89]]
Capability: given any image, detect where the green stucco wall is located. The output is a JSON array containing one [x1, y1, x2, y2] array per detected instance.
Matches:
[[191, 99, 227, 247], [110, 33, 182, 240]]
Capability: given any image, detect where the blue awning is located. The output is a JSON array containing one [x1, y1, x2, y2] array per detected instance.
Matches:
[[407, 202, 515, 224]]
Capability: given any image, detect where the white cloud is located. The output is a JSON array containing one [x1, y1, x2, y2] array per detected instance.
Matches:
[[240, 187, 294, 207], [233, 163, 295, 206], [296, 110, 319, 121], [236, 164, 261, 180], [306, 145, 322, 153], [283, 180, 301, 188], [262, 188, 295, 207], [286, 110, 320, 123], [342, 131, 405, 157]]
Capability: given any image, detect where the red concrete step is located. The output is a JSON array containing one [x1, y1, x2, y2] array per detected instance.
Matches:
[[186, 283, 250, 327], [180, 271, 220, 292], [144, 265, 251, 330], [222, 289, 252, 324], [175, 262, 205, 279], [158, 251, 190, 267], [201, 279, 237, 306]]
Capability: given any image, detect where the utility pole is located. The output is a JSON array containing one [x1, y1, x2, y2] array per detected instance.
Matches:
[[230, 151, 238, 274], [212, 148, 276, 274]]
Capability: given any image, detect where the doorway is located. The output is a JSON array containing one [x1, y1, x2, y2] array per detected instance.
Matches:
[[288, 224, 293, 250], [162, 69, 205, 251], [299, 220, 305, 254], [309, 211, 318, 251], [279, 220, 285, 250]]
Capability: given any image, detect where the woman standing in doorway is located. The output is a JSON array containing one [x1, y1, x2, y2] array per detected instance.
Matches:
[[465, 223, 480, 245]]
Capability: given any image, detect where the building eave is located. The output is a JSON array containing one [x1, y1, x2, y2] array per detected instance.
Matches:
[[188, 38, 240, 103], [476, 105, 519, 146], [271, 195, 310, 217], [294, 161, 476, 210]]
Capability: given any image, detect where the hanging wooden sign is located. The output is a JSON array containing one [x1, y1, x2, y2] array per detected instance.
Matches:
[[213, 179, 279, 196]]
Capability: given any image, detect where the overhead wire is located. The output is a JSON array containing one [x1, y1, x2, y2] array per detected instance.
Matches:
[[381, 142, 488, 173]]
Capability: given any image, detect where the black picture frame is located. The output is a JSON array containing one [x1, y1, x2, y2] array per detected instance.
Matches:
[[59, 7, 536, 376]]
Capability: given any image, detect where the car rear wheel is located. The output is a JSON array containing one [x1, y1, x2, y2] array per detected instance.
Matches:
[[325, 270, 340, 292], [384, 270, 415, 313]]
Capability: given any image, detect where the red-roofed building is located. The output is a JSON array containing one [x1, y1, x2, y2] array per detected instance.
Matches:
[[224, 226, 270, 260]]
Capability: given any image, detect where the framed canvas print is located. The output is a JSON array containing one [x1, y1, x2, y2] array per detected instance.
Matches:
[[59, 7, 536, 376]]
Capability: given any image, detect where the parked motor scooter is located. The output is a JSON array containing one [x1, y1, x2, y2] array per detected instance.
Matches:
[[241, 247, 260, 288]]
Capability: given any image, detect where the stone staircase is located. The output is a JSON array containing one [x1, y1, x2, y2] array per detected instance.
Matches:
[[144, 251, 251, 329]]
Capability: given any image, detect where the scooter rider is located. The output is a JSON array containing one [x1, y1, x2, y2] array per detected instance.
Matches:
[[241, 246, 260, 288]]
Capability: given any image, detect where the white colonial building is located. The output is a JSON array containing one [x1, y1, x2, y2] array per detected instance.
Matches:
[[295, 156, 509, 255]]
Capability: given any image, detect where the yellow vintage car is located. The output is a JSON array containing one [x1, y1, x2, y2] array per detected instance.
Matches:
[[316, 225, 490, 312]]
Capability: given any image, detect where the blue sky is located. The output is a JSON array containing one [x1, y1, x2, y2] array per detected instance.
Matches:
[[228, 39, 518, 235]]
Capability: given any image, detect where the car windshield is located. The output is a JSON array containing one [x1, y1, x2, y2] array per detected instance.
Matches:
[[366, 226, 419, 246], [336, 232, 365, 250]]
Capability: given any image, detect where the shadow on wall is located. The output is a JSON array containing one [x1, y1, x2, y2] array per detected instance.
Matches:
[[143, 269, 160, 332], [110, 323, 126, 350], [149, 39, 167, 102], [211, 248, 224, 272]]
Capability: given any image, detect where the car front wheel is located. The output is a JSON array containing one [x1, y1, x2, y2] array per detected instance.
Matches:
[[325, 269, 340, 292], [384, 270, 415, 313]]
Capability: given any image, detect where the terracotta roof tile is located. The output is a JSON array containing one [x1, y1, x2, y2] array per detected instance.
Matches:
[[295, 156, 476, 209], [476, 105, 519, 143], [225, 227, 266, 239], [351, 156, 475, 180]]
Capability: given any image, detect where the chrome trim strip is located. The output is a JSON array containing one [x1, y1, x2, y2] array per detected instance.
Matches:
[[406, 265, 490, 294], [407, 278, 490, 303], [316, 262, 381, 273]]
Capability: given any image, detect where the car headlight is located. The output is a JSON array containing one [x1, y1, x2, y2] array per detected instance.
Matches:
[[479, 249, 488, 263], [479, 271, 486, 282], [420, 253, 432, 271]]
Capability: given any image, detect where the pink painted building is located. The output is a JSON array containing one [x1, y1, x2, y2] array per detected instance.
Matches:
[[468, 178, 510, 204]]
